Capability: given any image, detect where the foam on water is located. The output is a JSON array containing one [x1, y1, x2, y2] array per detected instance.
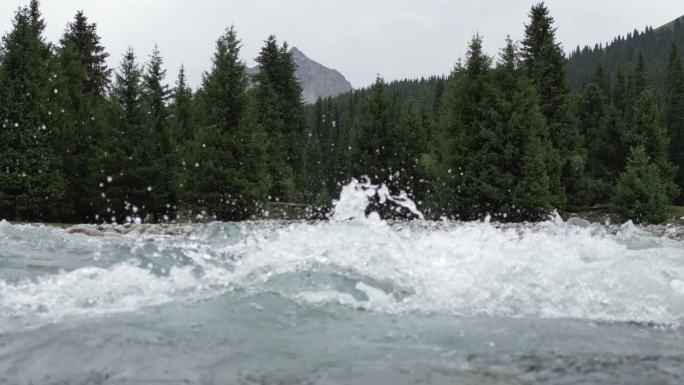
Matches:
[[1, 180, 684, 333]]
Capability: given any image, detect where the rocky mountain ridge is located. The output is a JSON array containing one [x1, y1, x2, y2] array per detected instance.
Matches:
[[248, 47, 353, 104]]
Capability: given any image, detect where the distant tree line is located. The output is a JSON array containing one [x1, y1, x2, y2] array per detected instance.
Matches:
[[567, 17, 684, 94], [0, 1, 682, 223]]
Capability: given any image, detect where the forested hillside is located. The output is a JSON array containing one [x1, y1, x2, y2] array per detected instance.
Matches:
[[2, 1, 684, 224], [567, 15, 684, 94], [305, 8, 684, 222]]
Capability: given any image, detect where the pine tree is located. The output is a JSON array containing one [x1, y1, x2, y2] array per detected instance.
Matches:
[[613, 70, 628, 113], [437, 35, 503, 219], [393, 92, 431, 203], [610, 57, 678, 201], [665, 43, 684, 202], [191, 26, 268, 220], [305, 96, 343, 209], [170, 66, 194, 144], [628, 53, 649, 98], [521, 2, 585, 209], [614, 146, 668, 223], [169, 66, 195, 210], [495, 37, 554, 221], [254, 36, 307, 203], [56, 10, 111, 222], [0, 0, 65, 221], [575, 82, 616, 202], [353, 76, 396, 181], [624, 90, 678, 199], [100, 48, 147, 222], [593, 63, 611, 98], [304, 118, 327, 208], [141, 46, 176, 221]]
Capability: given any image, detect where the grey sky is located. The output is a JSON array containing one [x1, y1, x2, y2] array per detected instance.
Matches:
[[1, 1, 683, 89]]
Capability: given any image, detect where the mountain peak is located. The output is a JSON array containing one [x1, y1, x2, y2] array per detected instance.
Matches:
[[288, 47, 353, 104], [289, 46, 304, 56], [248, 46, 353, 104]]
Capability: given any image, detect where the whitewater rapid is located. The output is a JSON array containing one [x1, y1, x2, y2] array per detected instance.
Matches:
[[2, 180, 684, 332], [1, 180, 684, 384]]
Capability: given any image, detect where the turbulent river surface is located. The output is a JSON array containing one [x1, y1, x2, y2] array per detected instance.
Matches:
[[1, 181, 684, 385]]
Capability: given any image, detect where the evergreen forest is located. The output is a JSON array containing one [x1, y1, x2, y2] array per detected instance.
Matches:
[[2, 0, 684, 224]]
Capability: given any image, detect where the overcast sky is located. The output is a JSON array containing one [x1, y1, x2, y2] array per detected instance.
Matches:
[[1, 1, 683, 89]]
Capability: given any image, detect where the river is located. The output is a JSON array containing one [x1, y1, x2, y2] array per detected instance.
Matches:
[[1, 180, 683, 384]]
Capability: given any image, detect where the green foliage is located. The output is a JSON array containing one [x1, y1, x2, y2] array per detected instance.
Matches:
[[436, 35, 513, 220], [169, 66, 195, 209], [254, 36, 307, 203], [574, 81, 620, 202], [141, 46, 176, 221], [521, 2, 585, 209], [353, 76, 397, 180], [0, 0, 66, 221], [567, 18, 684, 95], [189, 27, 268, 220], [3, 3, 684, 224], [430, 35, 556, 221], [637, 91, 676, 191], [665, 44, 684, 203], [170, 66, 194, 144], [55, 10, 110, 222], [99, 48, 149, 222], [392, 93, 431, 202], [620, 81, 678, 200], [614, 146, 669, 223], [495, 38, 555, 221]]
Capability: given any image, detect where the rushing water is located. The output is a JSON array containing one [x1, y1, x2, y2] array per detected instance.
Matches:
[[1, 181, 684, 384]]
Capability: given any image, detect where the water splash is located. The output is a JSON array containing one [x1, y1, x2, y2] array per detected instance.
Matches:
[[330, 178, 424, 221], [1, 181, 684, 333]]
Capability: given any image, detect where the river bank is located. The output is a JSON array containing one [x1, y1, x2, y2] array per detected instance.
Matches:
[[33, 217, 684, 242]]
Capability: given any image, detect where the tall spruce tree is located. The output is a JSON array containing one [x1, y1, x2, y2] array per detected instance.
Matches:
[[613, 70, 628, 114], [665, 43, 684, 202], [0, 0, 65, 221], [169, 65, 195, 209], [304, 118, 327, 208], [254, 36, 307, 203], [353, 76, 396, 181], [141, 46, 176, 221], [625, 89, 678, 199], [100, 48, 148, 222], [521, 2, 585, 209], [437, 35, 503, 219], [170, 66, 194, 145], [628, 53, 649, 98], [310, 98, 336, 200], [191, 26, 268, 220], [56, 10, 111, 222], [614, 146, 669, 223], [494, 37, 555, 221], [575, 82, 616, 202], [613, 57, 678, 200], [393, 92, 431, 202], [593, 63, 611, 98]]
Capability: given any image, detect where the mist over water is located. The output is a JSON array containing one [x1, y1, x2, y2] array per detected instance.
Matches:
[[1, 180, 684, 384]]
